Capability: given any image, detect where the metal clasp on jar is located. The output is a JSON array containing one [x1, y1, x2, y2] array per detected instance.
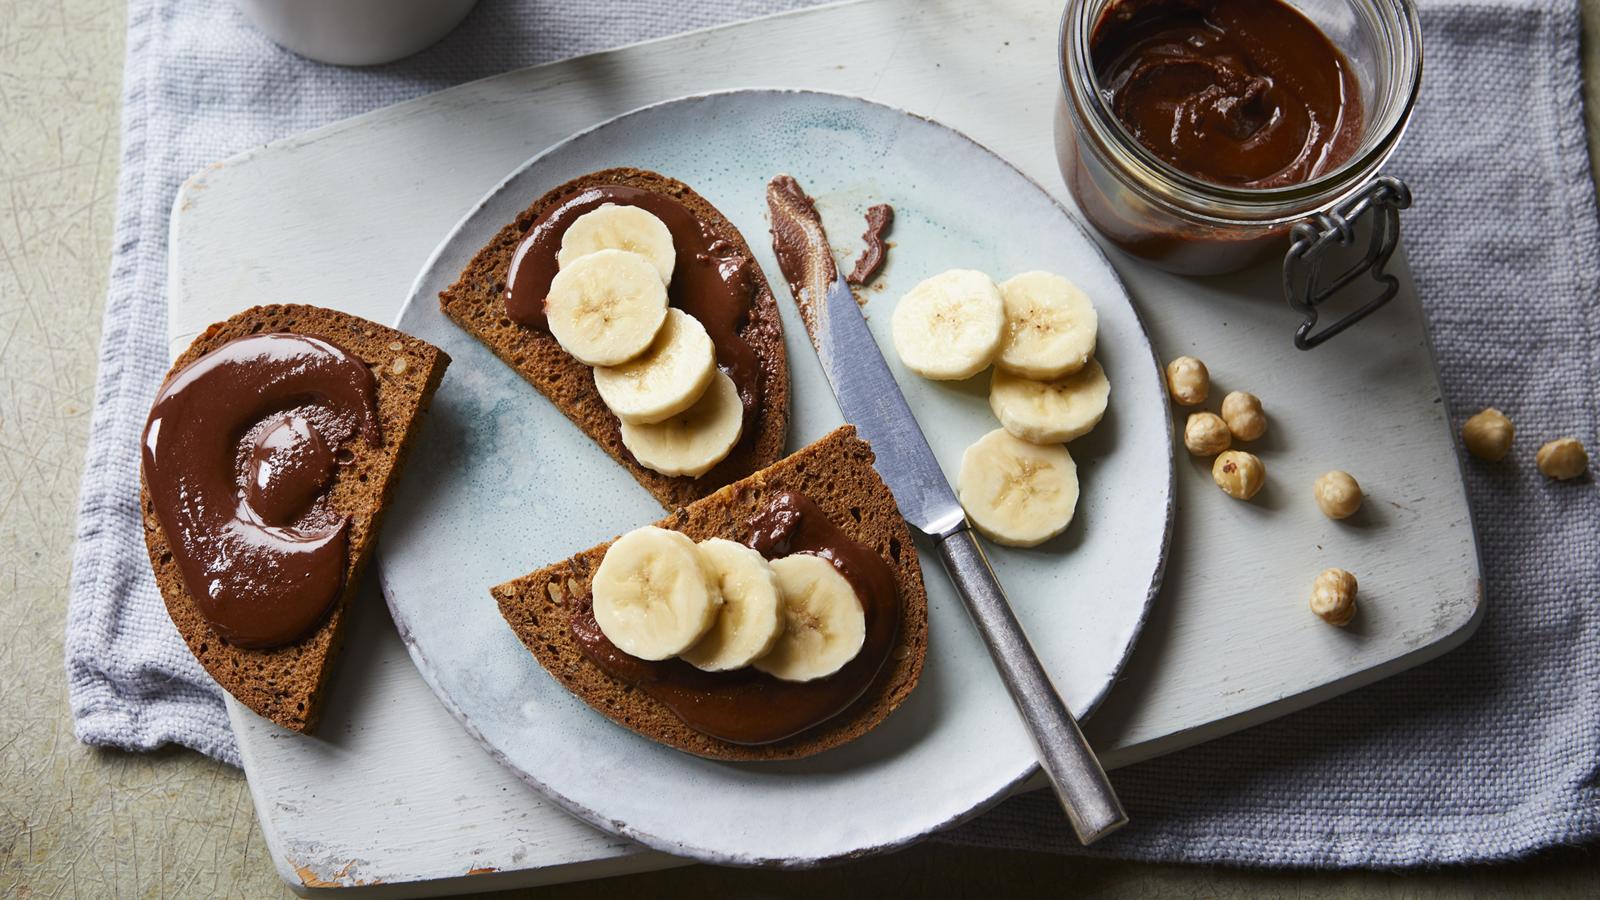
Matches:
[[1282, 176, 1413, 349]]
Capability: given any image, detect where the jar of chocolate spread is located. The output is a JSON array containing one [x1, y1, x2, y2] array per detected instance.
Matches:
[[1056, 0, 1422, 302]]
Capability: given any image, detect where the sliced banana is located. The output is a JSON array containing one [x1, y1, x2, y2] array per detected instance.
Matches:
[[753, 554, 867, 683], [592, 526, 722, 660], [545, 248, 669, 367], [557, 203, 676, 284], [957, 428, 1080, 548], [680, 539, 785, 672], [593, 309, 717, 425], [620, 370, 743, 477], [890, 269, 1005, 381], [988, 358, 1110, 445], [996, 272, 1098, 380]]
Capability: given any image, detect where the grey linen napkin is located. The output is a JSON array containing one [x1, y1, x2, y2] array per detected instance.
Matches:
[[68, 0, 1600, 867]]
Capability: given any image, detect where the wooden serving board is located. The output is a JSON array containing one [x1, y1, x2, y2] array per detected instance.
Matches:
[[165, 0, 1481, 894]]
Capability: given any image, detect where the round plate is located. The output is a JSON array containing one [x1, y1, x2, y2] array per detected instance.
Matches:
[[380, 90, 1172, 867]]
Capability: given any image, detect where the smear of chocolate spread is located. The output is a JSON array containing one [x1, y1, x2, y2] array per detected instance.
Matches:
[[846, 204, 894, 286]]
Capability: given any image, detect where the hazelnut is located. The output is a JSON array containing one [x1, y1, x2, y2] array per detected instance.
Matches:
[[1460, 408, 1513, 461], [1536, 437, 1589, 480], [1220, 391, 1267, 441], [1212, 450, 1265, 500], [1310, 567, 1358, 626], [1314, 471, 1363, 519], [1183, 411, 1232, 456], [390, 356, 410, 375], [1165, 356, 1210, 407]]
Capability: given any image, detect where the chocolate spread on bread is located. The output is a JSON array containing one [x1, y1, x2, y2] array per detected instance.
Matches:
[[568, 491, 900, 745], [846, 204, 894, 286], [505, 185, 763, 415], [141, 333, 379, 649]]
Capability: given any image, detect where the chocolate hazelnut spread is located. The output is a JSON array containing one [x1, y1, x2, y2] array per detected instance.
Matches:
[[766, 174, 837, 322], [141, 333, 379, 649], [1090, 0, 1362, 188], [504, 185, 762, 414], [846, 204, 894, 286], [568, 491, 900, 745]]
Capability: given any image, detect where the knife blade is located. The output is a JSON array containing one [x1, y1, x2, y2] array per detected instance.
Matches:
[[811, 273, 967, 538], [765, 175, 1126, 845], [821, 267, 1126, 844]]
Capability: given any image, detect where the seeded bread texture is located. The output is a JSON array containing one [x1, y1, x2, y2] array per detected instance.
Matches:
[[139, 305, 449, 732], [493, 426, 928, 761], [438, 167, 789, 511]]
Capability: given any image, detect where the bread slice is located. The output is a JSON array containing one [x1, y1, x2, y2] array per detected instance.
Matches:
[[438, 167, 789, 511], [139, 304, 449, 732], [493, 426, 927, 760]]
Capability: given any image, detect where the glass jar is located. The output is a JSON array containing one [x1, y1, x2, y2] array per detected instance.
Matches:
[[1055, 0, 1423, 276]]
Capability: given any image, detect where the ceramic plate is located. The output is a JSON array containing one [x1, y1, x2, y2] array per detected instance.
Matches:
[[380, 89, 1171, 866]]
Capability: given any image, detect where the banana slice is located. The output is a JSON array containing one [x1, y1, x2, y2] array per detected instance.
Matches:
[[988, 358, 1110, 444], [680, 538, 785, 672], [996, 272, 1098, 380], [957, 428, 1080, 548], [592, 526, 722, 660], [593, 309, 717, 425], [620, 370, 743, 477], [890, 269, 1005, 380], [753, 554, 867, 683], [545, 248, 669, 367], [557, 203, 676, 284]]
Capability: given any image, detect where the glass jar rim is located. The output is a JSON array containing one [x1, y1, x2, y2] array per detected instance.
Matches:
[[1058, 0, 1424, 223]]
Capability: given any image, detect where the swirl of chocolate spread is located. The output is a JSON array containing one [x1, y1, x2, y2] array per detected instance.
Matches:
[[1091, 0, 1363, 188], [569, 491, 900, 745], [141, 333, 379, 649], [503, 185, 762, 415]]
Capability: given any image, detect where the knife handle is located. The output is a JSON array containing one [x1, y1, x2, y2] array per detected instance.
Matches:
[[935, 525, 1128, 845]]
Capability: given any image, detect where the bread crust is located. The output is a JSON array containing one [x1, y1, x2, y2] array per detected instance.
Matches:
[[493, 426, 928, 761], [438, 167, 789, 511], [139, 304, 449, 732]]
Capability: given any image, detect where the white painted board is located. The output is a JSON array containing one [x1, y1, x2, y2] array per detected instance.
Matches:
[[165, 0, 1482, 893]]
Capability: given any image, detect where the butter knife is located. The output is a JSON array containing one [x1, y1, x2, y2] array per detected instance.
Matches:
[[767, 178, 1126, 845]]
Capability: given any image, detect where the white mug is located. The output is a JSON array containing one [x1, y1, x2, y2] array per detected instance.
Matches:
[[235, 0, 480, 66]]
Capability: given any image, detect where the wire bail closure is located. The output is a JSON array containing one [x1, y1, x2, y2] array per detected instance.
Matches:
[[1282, 176, 1412, 349]]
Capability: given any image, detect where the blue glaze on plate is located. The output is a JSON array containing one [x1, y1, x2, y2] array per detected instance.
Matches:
[[380, 90, 1172, 867]]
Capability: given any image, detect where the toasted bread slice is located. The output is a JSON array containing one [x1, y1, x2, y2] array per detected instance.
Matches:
[[493, 426, 927, 760], [438, 167, 789, 511], [140, 304, 449, 732]]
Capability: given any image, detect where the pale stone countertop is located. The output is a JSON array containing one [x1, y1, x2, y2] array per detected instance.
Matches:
[[3, 1, 1597, 896]]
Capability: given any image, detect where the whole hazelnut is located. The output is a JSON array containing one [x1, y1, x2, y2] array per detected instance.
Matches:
[[1460, 408, 1514, 461], [1310, 568, 1358, 626], [1165, 356, 1210, 407], [1220, 391, 1267, 441], [1536, 437, 1589, 480], [1183, 412, 1232, 456], [1314, 471, 1363, 519], [1212, 450, 1265, 500]]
